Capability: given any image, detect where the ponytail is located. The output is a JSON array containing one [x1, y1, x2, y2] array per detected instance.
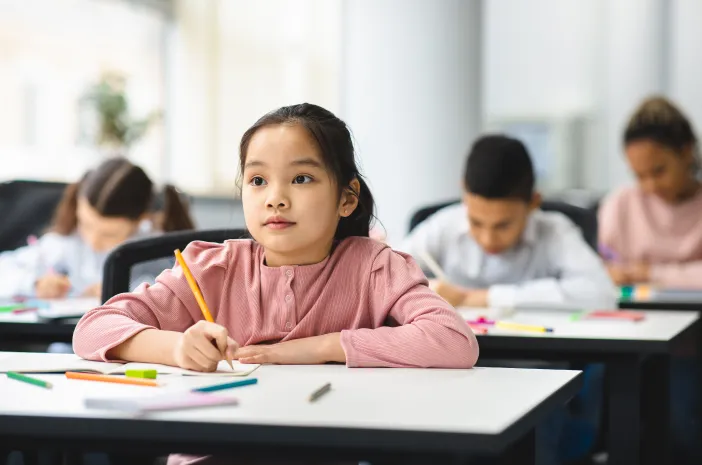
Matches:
[[50, 182, 81, 235], [159, 184, 195, 232], [335, 176, 374, 240]]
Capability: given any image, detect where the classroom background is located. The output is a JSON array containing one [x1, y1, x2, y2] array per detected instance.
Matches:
[[3, 0, 701, 244]]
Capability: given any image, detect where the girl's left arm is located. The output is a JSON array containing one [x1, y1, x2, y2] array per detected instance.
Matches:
[[340, 249, 479, 368]]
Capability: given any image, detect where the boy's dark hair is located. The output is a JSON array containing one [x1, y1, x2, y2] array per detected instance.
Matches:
[[463, 135, 535, 202], [239, 103, 376, 240], [51, 157, 195, 235]]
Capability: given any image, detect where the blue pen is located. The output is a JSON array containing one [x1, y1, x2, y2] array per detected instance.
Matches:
[[192, 378, 258, 393]]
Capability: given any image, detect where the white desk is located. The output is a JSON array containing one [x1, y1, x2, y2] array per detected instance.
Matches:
[[459, 307, 700, 465], [0, 353, 582, 464], [460, 308, 698, 347]]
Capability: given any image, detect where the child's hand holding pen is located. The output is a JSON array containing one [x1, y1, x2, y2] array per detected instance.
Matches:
[[173, 320, 239, 372], [600, 244, 650, 285], [35, 271, 71, 299], [420, 251, 488, 307]]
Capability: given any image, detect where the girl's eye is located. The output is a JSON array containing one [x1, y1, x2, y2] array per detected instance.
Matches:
[[250, 176, 267, 186], [293, 175, 313, 184]]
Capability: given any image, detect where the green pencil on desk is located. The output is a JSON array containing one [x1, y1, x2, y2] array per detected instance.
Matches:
[[7, 371, 53, 389]]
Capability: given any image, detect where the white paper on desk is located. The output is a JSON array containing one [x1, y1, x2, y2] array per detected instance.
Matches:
[[85, 392, 239, 415], [0, 353, 259, 377], [36, 297, 100, 319]]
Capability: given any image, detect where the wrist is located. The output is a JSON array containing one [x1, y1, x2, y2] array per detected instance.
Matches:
[[319, 333, 345, 363]]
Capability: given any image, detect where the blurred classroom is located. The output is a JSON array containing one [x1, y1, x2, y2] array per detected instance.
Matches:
[[2, 0, 700, 243], [1, 1, 702, 465]]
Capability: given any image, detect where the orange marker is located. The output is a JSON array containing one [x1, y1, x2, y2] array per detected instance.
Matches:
[[174, 249, 234, 370], [65, 372, 159, 387]]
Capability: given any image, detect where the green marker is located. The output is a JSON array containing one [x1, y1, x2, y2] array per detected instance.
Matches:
[[125, 369, 158, 379], [0, 304, 24, 313], [7, 371, 53, 389], [620, 285, 634, 300]]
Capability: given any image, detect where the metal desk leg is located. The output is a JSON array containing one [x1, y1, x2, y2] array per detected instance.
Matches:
[[641, 354, 671, 465], [607, 355, 641, 465], [499, 429, 535, 465]]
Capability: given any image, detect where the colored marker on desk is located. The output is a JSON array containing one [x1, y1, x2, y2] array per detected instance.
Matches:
[[495, 321, 553, 333], [7, 371, 53, 389], [192, 378, 258, 393]]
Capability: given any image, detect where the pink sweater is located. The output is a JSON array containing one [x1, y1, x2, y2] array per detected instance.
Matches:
[[73, 237, 478, 368], [599, 184, 702, 288]]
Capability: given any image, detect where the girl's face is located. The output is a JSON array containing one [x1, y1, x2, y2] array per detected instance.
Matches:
[[241, 123, 357, 267], [76, 197, 140, 253], [625, 139, 696, 203]]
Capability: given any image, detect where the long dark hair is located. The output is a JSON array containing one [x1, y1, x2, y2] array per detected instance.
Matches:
[[51, 157, 195, 234], [238, 103, 376, 240]]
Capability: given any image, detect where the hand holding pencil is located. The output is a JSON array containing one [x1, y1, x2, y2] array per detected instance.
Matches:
[[173, 249, 238, 372]]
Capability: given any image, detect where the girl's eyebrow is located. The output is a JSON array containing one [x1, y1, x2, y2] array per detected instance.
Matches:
[[244, 157, 324, 169], [290, 157, 324, 168]]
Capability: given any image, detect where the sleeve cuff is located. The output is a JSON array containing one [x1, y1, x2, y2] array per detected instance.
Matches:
[[339, 329, 359, 367], [92, 324, 156, 362], [487, 284, 518, 309]]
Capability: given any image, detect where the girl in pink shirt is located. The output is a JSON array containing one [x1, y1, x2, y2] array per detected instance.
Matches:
[[73, 103, 478, 465], [599, 96, 701, 464], [599, 96, 702, 288]]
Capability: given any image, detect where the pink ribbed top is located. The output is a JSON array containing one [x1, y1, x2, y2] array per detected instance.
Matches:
[[73, 237, 478, 369]]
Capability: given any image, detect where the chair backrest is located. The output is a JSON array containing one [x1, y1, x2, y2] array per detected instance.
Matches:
[[540, 200, 598, 250], [408, 199, 460, 233], [0, 180, 69, 252], [408, 198, 598, 250], [101, 228, 249, 303]]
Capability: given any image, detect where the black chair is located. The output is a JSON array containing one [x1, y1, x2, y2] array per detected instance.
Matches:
[[408, 198, 598, 250], [0, 180, 69, 253], [101, 228, 249, 303]]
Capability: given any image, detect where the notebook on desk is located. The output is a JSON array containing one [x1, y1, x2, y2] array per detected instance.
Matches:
[[0, 353, 259, 377]]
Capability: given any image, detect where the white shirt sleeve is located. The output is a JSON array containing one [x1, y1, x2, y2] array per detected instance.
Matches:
[[0, 233, 71, 298], [488, 220, 618, 309], [397, 210, 454, 277]]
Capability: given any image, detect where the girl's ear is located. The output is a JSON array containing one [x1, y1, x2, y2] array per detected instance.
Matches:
[[339, 178, 361, 218]]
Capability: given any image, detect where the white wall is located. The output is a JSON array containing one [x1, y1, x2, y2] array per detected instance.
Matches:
[[670, 0, 702, 136], [341, 0, 482, 243], [485, 0, 680, 192]]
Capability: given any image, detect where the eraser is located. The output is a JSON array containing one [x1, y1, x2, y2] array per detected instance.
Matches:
[[125, 369, 157, 379]]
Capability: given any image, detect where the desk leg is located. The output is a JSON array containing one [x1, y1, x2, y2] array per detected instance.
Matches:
[[641, 354, 671, 465], [499, 429, 535, 465], [607, 355, 640, 465]]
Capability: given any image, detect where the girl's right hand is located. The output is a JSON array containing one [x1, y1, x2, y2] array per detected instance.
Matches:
[[35, 274, 72, 299], [173, 321, 239, 372]]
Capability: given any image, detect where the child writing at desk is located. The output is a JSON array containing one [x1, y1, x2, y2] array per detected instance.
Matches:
[[73, 103, 478, 465], [0, 157, 195, 299], [400, 134, 616, 310], [599, 96, 701, 464], [599, 96, 702, 289], [400, 135, 615, 465]]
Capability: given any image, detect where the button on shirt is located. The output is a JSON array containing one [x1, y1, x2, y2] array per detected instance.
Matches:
[[399, 204, 616, 309]]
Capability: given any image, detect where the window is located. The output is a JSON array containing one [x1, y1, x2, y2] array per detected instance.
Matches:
[[0, 0, 168, 183]]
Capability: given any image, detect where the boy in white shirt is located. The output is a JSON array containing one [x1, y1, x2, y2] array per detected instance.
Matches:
[[402, 135, 616, 309]]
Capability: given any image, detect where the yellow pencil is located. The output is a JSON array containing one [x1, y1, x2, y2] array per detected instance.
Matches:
[[495, 321, 554, 333], [174, 249, 234, 369]]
